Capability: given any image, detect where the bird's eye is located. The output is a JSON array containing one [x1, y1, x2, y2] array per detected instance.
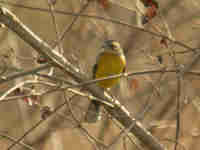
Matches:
[[111, 44, 117, 49], [111, 42, 120, 49]]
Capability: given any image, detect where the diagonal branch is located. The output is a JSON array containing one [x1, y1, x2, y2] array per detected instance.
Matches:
[[0, 64, 51, 84], [0, 1, 196, 53], [0, 7, 166, 150], [0, 131, 36, 150]]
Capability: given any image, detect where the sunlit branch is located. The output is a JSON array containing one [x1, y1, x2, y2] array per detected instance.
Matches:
[[0, 6, 167, 150], [0, 1, 196, 53]]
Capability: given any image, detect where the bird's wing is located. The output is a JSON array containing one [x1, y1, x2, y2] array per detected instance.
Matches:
[[92, 50, 105, 79], [92, 63, 98, 79]]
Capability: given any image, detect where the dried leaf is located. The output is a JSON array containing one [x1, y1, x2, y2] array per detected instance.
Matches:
[[98, 0, 110, 9], [141, 0, 159, 24], [41, 106, 52, 119], [23, 97, 33, 106], [129, 78, 139, 90], [160, 38, 168, 48], [140, 0, 159, 8], [36, 55, 48, 64]]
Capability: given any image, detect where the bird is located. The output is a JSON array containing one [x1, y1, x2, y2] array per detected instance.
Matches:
[[85, 40, 126, 123]]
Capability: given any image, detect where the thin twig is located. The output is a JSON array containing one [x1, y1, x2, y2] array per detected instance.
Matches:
[[0, 1, 196, 53], [0, 7, 167, 150], [0, 64, 51, 84], [161, 138, 187, 150], [52, 0, 91, 48], [61, 69, 178, 89], [107, 95, 153, 150], [7, 119, 44, 150], [0, 80, 56, 101], [0, 57, 8, 76], [175, 73, 181, 150], [159, 17, 181, 150], [0, 94, 33, 103], [0, 2, 200, 149], [0, 131, 37, 150], [64, 93, 106, 150], [6, 94, 73, 150], [46, 1, 62, 52], [110, 117, 144, 150]]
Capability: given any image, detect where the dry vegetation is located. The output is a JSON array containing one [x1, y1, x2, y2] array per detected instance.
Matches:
[[0, 0, 200, 150]]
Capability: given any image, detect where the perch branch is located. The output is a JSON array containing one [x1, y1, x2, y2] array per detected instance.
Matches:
[[0, 7, 166, 150]]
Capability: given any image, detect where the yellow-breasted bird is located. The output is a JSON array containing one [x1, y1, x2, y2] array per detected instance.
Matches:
[[85, 40, 126, 123]]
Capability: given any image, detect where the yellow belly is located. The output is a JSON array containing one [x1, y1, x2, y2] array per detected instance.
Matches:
[[95, 52, 126, 89]]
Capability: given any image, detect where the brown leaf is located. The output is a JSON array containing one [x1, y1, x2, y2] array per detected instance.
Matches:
[[160, 38, 168, 48], [98, 0, 110, 9], [129, 78, 139, 90]]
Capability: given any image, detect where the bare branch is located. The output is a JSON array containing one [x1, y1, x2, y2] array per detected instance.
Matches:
[[0, 64, 51, 84], [0, 1, 196, 53], [0, 131, 37, 150], [64, 94, 106, 150], [0, 6, 166, 150]]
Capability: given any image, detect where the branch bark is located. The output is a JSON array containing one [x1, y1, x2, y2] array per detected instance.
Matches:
[[0, 7, 166, 150]]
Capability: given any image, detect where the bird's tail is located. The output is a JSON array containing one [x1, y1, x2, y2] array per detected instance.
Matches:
[[85, 100, 101, 123]]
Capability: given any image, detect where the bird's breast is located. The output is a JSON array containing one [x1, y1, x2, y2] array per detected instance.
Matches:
[[95, 52, 126, 88]]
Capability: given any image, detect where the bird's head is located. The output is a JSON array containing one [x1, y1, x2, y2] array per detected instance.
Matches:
[[103, 40, 123, 54]]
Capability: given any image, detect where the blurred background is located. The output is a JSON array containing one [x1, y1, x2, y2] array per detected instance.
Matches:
[[0, 0, 200, 150]]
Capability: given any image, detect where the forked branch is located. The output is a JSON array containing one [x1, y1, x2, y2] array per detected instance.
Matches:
[[0, 7, 166, 150]]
